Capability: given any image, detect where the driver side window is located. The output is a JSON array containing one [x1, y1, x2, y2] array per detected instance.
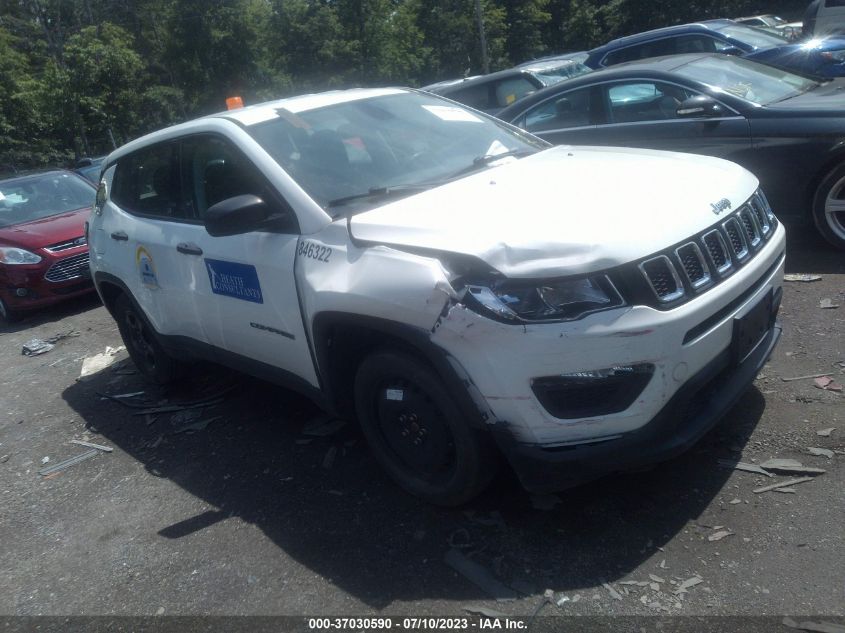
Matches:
[[180, 135, 297, 232], [605, 81, 696, 124]]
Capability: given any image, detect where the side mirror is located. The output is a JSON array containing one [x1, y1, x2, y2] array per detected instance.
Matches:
[[676, 95, 723, 118], [205, 194, 270, 237], [720, 46, 745, 56]]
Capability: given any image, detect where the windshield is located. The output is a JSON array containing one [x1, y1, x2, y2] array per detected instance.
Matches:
[[711, 22, 786, 49], [0, 172, 95, 228], [530, 62, 593, 86], [674, 55, 818, 105], [245, 91, 547, 213]]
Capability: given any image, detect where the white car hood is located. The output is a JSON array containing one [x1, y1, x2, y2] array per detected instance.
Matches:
[[349, 146, 759, 278]]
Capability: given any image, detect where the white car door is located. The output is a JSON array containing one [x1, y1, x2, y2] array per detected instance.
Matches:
[[177, 134, 318, 387], [101, 140, 207, 341]]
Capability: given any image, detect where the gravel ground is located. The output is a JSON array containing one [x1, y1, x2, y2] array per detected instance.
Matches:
[[1, 222, 843, 626]]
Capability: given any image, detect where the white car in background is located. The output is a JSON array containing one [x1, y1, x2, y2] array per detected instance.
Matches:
[[88, 88, 785, 505]]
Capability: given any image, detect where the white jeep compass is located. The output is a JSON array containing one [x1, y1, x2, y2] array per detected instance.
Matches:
[[88, 88, 785, 505]]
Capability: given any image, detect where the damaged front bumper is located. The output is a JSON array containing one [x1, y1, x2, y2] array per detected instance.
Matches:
[[492, 318, 781, 492], [431, 225, 785, 492]]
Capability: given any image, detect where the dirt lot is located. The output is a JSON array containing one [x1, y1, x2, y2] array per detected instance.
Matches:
[[1, 222, 843, 626]]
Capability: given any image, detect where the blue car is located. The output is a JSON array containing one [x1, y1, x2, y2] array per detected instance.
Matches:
[[585, 19, 845, 78]]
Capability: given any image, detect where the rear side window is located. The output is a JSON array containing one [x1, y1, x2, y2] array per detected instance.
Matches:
[[111, 142, 189, 220], [523, 86, 594, 132], [603, 38, 675, 66], [446, 83, 492, 111], [492, 77, 537, 108]]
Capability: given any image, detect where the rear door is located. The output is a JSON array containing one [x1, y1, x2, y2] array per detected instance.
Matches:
[[104, 141, 206, 340]]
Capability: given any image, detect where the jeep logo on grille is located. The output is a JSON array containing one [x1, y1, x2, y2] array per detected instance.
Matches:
[[710, 198, 732, 215]]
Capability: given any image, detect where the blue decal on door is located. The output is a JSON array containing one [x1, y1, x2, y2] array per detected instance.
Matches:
[[205, 259, 263, 304]]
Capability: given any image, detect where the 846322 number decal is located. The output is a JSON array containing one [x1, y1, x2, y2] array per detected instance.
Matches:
[[298, 240, 332, 262]]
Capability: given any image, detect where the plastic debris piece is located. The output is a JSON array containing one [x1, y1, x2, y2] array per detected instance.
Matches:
[[22, 339, 54, 356], [322, 446, 337, 469], [708, 530, 733, 542], [649, 582, 660, 592], [133, 399, 224, 415], [601, 581, 623, 601], [530, 493, 562, 511], [556, 595, 570, 606], [301, 416, 347, 437], [781, 373, 833, 382], [659, 559, 667, 569], [38, 449, 98, 476], [648, 574, 665, 583], [41, 456, 50, 464], [79, 346, 125, 379], [783, 274, 822, 283], [443, 549, 518, 602], [759, 459, 825, 476], [807, 447, 834, 458], [673, 576, 703, 595], [774, 487, 797, 494], [782, 617, 845, 633], [729, 498, 742, 504], [816, 427, 836, 437], [814, 376, 843, 392], [620, 580, 649, 587], [753, 477, 815, 493], [70, 440, 113, 453], [717, 459, 773, 477], [171, 416, 222, 435], [819, 298, 840, 309]]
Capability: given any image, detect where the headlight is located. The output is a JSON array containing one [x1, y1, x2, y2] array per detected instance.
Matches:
[[462, 275, 626, 323], [0, 247, 42, 265], [821, 49, 845, 63]]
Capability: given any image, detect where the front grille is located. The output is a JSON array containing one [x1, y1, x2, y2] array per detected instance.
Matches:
[[622, 192, 778, 309], [44, 236, 87, 253], [639, 256, 684, 302], [45, 252, 90, 282]]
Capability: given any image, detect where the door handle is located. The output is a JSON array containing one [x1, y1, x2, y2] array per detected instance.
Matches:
[[110, 231, 128, 241], [176, 242, 203, 256]]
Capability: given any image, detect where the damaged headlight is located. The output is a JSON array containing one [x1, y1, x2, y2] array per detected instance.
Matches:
[[462, 275, 626, 323]]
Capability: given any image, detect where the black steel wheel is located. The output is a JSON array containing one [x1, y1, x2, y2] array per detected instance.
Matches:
[[114, 294, 183, 384], [354, 350, 497, 506]]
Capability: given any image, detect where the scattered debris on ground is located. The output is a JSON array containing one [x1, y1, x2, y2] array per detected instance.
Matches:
[[21, 331, 80, 356], [807, 447, 835, 459], [708, 530, 733, 542], [171, 416, 223, 435], [819, 298, 840, 309], [69, 440, 113, 452], [781, 373, 834, 383], [753, 477, 817, 494], [322, 446, 337, 469], [717, 459, 773, 477], [463, 606, 505, 618], [673, 575, 703, 595], [816, 427, 836, 437], [783, 274, 822, 283], [79, 346, 125, 379], [38, 449, 99, 476], [600, 580, 623, 601], [759, 458, 826, 476], [444, 549, 517, 602], [814, 376, 843, 392]]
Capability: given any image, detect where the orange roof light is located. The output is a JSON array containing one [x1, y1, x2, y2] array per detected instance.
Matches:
[[226, 96, 244, 110]]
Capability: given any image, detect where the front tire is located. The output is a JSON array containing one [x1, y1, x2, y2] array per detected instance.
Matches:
[[812, 164, 845, 250], [114, 294, 183, 384], [353, 350, 497, 506], [0, 297, 20, 324]]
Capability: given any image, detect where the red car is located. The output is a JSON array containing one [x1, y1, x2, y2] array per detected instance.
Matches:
[[0, 170, 96, 322]]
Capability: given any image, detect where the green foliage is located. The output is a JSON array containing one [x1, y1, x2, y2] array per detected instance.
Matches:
[[0, 0, 813, 168]]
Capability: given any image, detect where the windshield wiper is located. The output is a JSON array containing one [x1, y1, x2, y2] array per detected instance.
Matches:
[[326, 183, 437, 209], [446, 149, 537, 180]]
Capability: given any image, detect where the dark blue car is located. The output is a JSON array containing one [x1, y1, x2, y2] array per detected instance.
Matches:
[[585, 19, 845, 78]]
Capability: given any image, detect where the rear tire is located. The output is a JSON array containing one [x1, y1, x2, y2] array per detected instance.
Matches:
[[114, 294, 184, 384], [354, 350, 498, 506], [812, 164, 845, 250]]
